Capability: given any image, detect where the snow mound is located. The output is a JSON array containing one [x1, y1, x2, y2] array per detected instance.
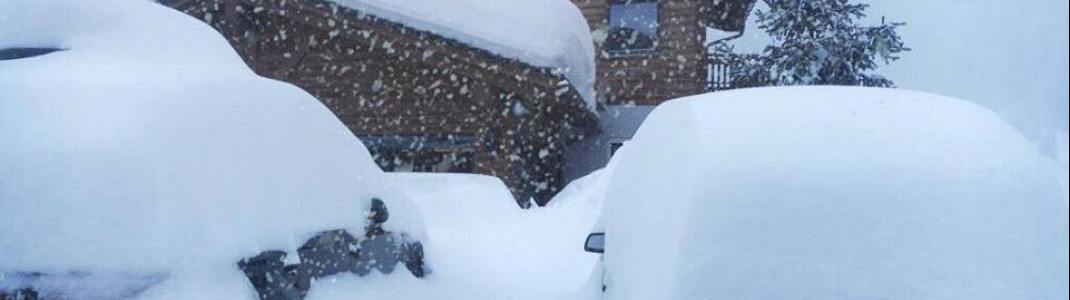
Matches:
[[1, 0, 424, 297], [304, 173, 602, 299], [601, 87, 1068, 300], [330, 0, 596, 108], [547, 167, 612, 209]]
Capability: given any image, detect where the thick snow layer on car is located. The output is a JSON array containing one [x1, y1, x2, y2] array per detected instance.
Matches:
[[1, 0, 424, 297], [306, 173, 604, 299], [600, 87, 1069, 300], [549, 165, 613, 210], [330, 0, 597, 109]]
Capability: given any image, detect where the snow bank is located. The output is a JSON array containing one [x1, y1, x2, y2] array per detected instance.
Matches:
[[330, 0, 596, 108], [601, 87, 1068, 300], [547, 167, 613, 209], [306, 173, 603, 299], [1, 0, 423, 297]]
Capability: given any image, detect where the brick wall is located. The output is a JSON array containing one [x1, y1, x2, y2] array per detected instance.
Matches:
[[571, 0, 708, 105], [166, 0, 596, 205]]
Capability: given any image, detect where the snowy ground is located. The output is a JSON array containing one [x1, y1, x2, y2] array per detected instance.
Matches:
[[307, 173, 607, 300]]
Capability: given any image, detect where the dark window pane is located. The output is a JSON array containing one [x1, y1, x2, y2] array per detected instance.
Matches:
[[363, 135, 476, 173], [606, 1, 658, 54]]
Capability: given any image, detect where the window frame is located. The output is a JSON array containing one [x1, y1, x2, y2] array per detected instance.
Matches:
[[605, 0, 662, 57]]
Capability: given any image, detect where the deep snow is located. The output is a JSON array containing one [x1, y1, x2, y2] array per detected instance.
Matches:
[[307, 173, 606, 299], [2, 0, 423, 298], [329, 0, 597, 109], [599, 87, 1068, 300]]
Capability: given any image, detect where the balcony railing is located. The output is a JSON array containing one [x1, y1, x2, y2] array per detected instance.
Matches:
[[705, 49, 764, 92]]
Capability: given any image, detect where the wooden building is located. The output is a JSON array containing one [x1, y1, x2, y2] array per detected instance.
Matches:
[[162, 0, 756, 206], [561, 0, 757, 182], [163, 0, 598, 206], [570, 0, 756, 105]]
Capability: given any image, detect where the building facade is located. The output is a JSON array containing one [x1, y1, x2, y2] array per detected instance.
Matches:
[[572, 0, 708, 105], [562, 0, 756, 181], [570, 0, 755, 105], [163, 0, 755, 205], [164, 0, 597, 206]]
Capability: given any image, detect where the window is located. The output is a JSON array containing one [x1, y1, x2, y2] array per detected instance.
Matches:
[[374, 149, 474, 173], [362, 135, 476, 173], [606, 1, 659, 55]]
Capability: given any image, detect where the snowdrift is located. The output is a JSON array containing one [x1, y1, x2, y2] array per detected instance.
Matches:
[[600, 87, 1069, 300]]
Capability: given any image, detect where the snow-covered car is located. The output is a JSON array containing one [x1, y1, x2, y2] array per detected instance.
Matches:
[[582, 87, 1069, 300], [1, 0, 427, 299]]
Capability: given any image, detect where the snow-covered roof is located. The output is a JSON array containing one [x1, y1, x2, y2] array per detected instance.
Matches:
[[330, 0, 597, 109]]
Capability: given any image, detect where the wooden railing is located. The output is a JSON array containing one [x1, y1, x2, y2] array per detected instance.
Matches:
[[705, 48, 763, 92]]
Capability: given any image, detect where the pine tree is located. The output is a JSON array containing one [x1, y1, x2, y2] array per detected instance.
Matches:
[[732, 0, 908, 87]]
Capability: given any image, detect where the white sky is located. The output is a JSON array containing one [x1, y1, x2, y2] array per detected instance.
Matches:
[[711, 0, 1069, 145]]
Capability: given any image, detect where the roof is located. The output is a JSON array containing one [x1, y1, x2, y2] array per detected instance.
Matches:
[[329, 0, 597, 109], [701, 0, 758, 32]]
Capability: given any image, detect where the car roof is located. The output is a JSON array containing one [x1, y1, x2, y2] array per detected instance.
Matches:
[[600, 87, 1068, 300]]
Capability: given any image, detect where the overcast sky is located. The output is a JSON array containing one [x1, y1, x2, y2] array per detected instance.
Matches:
[[713, 0, 1069, 148]]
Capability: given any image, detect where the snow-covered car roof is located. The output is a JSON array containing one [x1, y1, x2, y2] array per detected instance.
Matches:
[[599, 87, 1069, 300], [329, 0, 597, 109], [1, 0, 425, 297]]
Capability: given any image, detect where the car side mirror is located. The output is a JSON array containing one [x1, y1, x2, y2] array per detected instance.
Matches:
[[584, 233, 605, 253]]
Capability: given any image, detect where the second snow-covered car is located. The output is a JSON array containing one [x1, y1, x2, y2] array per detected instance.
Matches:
[[583, 87, 1069, 300]]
